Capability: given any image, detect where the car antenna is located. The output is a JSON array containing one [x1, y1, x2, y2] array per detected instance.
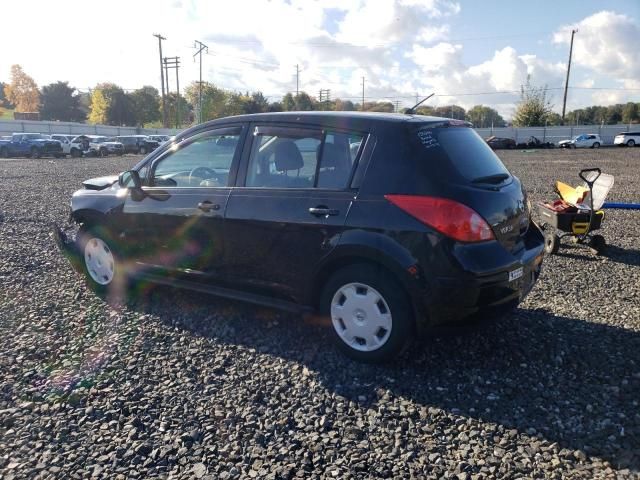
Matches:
[[404, 93, 435, 115]]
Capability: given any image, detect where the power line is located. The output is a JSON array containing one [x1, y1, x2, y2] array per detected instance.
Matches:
[[163, 57, 181, 128]]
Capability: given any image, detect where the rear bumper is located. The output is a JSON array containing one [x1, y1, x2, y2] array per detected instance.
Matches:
[[420, 223, 545, 326]]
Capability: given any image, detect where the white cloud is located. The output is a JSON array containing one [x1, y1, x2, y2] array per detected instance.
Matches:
[[553, 11, 640, 81]]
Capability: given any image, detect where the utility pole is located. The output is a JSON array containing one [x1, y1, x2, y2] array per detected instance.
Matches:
[[361, 77, 365, 111], [561, 29, 578, 123], [319, 89, 331, 109], [393, 100, 401, 113], [153, 34, 167, 128], [295, 64, 300, 96], [193, 40, 208, 124], [164, 57, 181, 128]]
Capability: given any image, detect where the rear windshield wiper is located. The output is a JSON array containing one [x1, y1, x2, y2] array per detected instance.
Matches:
[[471, 173, 510, 184]]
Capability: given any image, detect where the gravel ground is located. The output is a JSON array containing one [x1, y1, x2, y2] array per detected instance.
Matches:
[[1, 148, 639, 479]]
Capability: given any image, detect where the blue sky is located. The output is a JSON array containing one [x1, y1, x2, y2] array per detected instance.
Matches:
[[1, 0, 638, 119]]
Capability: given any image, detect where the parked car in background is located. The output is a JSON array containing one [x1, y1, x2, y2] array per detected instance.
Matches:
[[614, 131, 639, 147], [52, 134, 90, 157], [88, 136, 125, 157], [558, 134, 602, 149], [485, 136, 516, 150], [0, 133, 63, 158], [55, 112, 544, 362], [113, 135, 159, 154], [148, 134, 171, 144]]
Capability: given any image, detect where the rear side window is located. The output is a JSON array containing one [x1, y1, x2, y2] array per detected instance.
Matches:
[[413, 126, 509, 183], [245, 127, 363, 189]]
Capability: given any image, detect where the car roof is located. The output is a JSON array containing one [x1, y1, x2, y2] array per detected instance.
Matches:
[[177, 111, 465, 141]]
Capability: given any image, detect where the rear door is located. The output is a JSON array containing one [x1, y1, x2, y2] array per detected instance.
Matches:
[[122, 125, 245, 276], [222, 124, 364, 302]]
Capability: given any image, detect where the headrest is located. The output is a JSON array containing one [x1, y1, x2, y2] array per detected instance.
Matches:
[[274, 140, 304, 171], [318, 143, 349, 169]]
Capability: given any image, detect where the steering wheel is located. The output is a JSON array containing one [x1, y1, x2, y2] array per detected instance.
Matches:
[[189, 166, 218, 186]]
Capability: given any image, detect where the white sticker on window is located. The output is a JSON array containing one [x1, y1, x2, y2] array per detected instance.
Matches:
[[417, 129, 439, 149]]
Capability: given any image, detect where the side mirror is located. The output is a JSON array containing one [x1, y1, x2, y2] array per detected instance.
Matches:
[[119, 170, 145, 201]]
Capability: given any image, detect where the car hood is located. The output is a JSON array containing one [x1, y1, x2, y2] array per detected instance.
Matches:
[[82, 174, 119, 191], [558, 139, 573, 145]]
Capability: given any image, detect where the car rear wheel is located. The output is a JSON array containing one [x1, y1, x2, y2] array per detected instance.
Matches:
[[70, 148, 80, 158], [138, 146, 147, 155], [30, 147, 41, 159], [320, 264, 414, 363], [592, 142, 600, 148], [0, 147, 8, 158], [628, 140, 636, 147], [100, 148, 108, 157]]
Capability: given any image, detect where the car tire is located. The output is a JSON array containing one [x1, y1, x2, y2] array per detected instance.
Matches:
[[100, 148, 108, 157], [76, 226, 127, 296], [320, 264, 414, 363], [628, 140, 636, 147], [54, 153, 61, 158], [70, 148, 80, 158], [0, 147, 8, 158], [593, 142, 600, 148], [138, 146, 147, 155], [544, 232, 560, 255]]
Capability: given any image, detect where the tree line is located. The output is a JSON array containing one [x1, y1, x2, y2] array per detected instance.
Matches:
[[2, 64, 639, 128]]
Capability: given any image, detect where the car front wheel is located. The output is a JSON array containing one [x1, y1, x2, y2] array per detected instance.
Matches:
[[77, 227, 126, 295], [321, 264, 414, 363], [138, 146, 147, 155], [592, 142, 600, 148]]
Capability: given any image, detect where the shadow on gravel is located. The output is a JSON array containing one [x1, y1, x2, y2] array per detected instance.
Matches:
[[130, 289, 640, 471], [603, 245, 640, 267]]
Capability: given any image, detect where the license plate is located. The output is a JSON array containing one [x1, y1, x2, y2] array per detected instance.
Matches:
[[509, 267, 523, 282]]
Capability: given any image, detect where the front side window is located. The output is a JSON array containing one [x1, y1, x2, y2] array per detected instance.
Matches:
[[151, 129, 241, 188]]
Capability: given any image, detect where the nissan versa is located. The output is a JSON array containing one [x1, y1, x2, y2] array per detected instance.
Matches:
[[55, 112, 545, 362]]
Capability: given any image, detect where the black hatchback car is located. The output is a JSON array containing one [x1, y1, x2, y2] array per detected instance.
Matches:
[[55, 112, 544, 362]]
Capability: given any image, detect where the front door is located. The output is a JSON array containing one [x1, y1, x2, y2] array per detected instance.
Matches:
[[223, 124, 365, 302], [122, 126, 245, 277]]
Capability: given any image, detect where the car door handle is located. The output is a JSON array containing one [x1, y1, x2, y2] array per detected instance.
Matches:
[[309, 206, 339, 217], [197, 201, 220, 212]]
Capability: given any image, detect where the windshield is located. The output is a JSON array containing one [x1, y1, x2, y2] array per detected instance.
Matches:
[[23, 133, 46, 140]]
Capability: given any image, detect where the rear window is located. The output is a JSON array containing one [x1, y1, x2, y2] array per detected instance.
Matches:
[[412, 125, 510, 183]]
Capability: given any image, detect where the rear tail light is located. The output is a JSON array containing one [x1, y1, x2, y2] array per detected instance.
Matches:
[[385, 195, 495, 242]]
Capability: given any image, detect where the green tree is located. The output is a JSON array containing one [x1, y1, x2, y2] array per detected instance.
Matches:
[[465, 105, 505, 128], [545, 112, 563, 126], [184, 81, 229, 121], [40, 81, 84, 122], [130, 86, 160, 126], [512, 76, 553, 127], [413, 105, 436, 116], [622, 102, 639, 124], [89, 83, 136, 126], [281, 93, 296, 111], [4, 64, 40, 112], [166, 92, 192, 127], [0, 82, 13, 108], [334, 99, 356, 111], [434, 105, 466, 120]]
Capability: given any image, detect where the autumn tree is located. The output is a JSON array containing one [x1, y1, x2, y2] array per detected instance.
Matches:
[[4, 65, 40, 112], [88, 89, 108, 124], [0, 82, 13, 108], [40, 81, 84, 122], [512, 76, 554, 127]]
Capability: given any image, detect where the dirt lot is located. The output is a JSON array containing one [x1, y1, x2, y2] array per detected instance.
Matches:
[[1, 147, 639, 479]]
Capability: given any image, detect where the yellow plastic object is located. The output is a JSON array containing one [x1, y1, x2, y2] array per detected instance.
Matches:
[[571, 222, 589, 234], [556, 181, 589, 205], [571, 211, 604, 234]]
